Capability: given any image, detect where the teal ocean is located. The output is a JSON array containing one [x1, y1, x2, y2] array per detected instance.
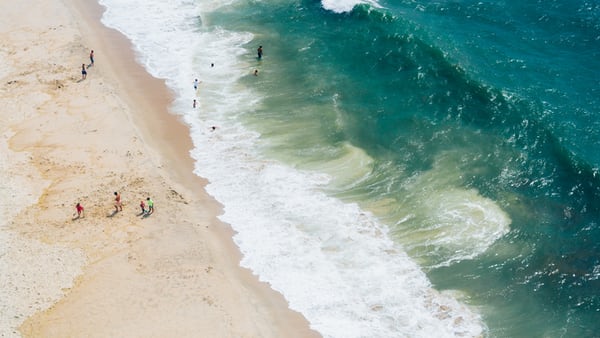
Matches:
[[99, 0, 600, 336]]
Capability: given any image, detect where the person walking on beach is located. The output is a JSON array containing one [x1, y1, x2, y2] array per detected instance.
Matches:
[[114, 191, 123, 212], [193, 99, 197, 108], [81, 64, 87, 80], [257, 45, 263, 59], [76, 203, 84, 218], [140, 200, 146, 214], [146, 197, 154, 214], [89, 50, 94, 66]]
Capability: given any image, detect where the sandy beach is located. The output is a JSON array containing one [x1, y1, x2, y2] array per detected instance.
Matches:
[[0, 0, 318, 337]]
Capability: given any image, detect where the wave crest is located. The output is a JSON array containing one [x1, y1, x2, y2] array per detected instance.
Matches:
[[321, 0, 381, 13]]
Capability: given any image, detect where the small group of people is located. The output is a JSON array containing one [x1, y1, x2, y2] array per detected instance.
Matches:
[[192, 78, 202, 108], [81, 50, 94, 80], [191, 45, 263, 108], [139, 197, 155, 215], [253, 45, 263, 76], [74, 191, 154, 220], [113, 191, 154, 215]]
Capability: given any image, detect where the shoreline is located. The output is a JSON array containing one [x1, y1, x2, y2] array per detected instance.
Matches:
[[0, 0, 318, 336]]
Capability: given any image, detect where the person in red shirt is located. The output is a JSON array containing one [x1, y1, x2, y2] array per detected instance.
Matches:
[[76, 203, 84, 218]]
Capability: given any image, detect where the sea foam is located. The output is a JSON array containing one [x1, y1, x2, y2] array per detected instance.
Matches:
[[321, 0, 382, 13]]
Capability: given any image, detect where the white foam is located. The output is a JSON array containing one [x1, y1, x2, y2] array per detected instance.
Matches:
[[194, 152, 485, 337], [321, 0, 382, 13], [99, 0, 488, 336]]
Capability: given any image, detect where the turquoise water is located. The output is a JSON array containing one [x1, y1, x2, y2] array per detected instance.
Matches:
[[100, 0, 600, 336], [224, 1, 600, 336], [214, 1, 600, 336]]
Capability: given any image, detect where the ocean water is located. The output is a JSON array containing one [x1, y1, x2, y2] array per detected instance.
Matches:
[[98, 0, 600, 336]]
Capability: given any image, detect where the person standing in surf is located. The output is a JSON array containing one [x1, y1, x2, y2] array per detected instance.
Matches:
[[257, 45, 263, 59]]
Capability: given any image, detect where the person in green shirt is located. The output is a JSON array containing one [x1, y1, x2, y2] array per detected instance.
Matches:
[[146, 197, 154, 214]]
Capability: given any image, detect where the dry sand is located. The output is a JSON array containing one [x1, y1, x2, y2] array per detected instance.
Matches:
[[0, 0, 319, 337]]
